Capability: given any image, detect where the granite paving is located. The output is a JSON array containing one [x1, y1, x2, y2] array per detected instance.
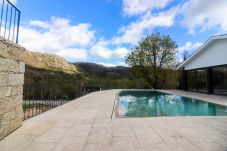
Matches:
[[1, 90, 227, 151]]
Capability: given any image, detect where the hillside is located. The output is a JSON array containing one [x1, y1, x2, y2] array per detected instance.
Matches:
[[22, 50, 129, 77], [22, 50, 139, 98], [22, 50, 178, 98], [74, 62, 129, 78], [23, 50, 78, 74]]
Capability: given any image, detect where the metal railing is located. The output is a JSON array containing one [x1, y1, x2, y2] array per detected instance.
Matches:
[[23, 83, 77, 120], [22, 82, 103, 120], [23, 99, 70, 120], [0, 0, 20, 43]]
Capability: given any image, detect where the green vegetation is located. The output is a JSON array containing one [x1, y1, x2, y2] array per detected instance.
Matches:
[[24, 36, 180, 100], [126, 32, 179, 89], [24, 65, 80, 99], [24, 64, 138, 99], [23, 103, 50, 111]]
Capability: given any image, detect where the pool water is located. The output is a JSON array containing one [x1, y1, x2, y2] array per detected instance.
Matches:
[[117, 90, 227, 117]]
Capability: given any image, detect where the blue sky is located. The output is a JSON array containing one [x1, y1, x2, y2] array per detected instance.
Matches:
[[12, 0, 227, 66]]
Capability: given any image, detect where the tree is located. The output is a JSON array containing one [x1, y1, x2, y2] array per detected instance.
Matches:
[[126, 32, 178, 89]]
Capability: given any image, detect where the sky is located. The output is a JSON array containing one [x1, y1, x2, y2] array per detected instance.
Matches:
[[10, 0, 227, 67]]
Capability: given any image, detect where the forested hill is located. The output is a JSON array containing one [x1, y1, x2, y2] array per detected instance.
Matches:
[[74, 62, 129, 78]]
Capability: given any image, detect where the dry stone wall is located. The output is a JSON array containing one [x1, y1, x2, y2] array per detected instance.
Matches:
[[0, 38, 25, 140]]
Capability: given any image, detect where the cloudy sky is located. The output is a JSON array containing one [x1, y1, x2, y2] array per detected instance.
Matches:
[[11, 0, 227, 66]]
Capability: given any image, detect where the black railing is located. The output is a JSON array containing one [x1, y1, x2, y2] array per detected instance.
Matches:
[[23, 83, 78, 120], [0, 0, 20, 43], [23, 82, 103, 120]]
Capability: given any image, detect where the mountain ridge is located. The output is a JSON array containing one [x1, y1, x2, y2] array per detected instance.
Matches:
[[73, 62, 129, 78]]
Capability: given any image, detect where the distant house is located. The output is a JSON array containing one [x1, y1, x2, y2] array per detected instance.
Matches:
[[178, 35, 227, 95]]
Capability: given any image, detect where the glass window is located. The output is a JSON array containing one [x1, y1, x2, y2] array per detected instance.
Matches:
[[196, 69, 207, 93], [213, 66, 227, 95], [187, 70, 196, 91], [187, 69, 207, 93]]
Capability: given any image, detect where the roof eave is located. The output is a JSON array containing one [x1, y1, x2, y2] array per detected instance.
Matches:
[[177, 34, 227, 70]]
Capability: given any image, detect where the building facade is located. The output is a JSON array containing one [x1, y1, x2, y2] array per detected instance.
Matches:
[[178, 35, 227, 95]]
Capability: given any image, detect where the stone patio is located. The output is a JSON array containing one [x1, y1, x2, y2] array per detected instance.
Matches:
[[1, 90, 227, 151]]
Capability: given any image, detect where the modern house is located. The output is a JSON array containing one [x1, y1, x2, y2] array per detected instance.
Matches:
[[178, 35, 227, 95]]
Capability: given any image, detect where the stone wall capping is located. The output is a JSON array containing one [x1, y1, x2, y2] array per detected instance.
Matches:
[[0, 36, 26, 51]]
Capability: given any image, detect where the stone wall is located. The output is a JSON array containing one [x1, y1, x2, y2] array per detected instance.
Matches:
[[0, 38, 25, 140]]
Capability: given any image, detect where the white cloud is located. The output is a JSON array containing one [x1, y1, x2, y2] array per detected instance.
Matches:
[[90, 39, 128, 59], [97, 62, 117, 67], [19, 17, 95, 61], [20, 17, 130, 62], [115, 61, 128, 66], [97, 61, 128, 67], [4, 0, 17, 5], [29, 20, 50, 29], [113, 6, 178, 45], [177, 41, 202, 62], [0, 0, 17, 6], [178, 41, 202, 53], [56, 48, 87, 60], [180, 0, 227, 34], [123, 0, 170, 16], [11, 0, 17, 4]]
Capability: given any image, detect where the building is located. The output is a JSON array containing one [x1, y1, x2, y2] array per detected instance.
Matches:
[[177, 35, 227, 95]]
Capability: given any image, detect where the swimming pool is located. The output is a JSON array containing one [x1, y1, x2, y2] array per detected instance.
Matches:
[[117, 90, 227, 117]]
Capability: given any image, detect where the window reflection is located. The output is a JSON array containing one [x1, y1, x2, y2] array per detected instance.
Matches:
[[213, 66, 227, 95], [187, 69, 207, 93], [197, 69, 207, 93], [187, 70, 196, 91]]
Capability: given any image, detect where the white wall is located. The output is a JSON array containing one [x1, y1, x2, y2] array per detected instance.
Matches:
[[185, 39, 227, 70]]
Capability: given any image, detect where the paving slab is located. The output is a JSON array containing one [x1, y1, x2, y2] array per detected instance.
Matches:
[[1, 90, 227, 151]]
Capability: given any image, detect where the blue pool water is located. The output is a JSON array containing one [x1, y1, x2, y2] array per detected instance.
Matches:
[[118, 90, 227, 117]]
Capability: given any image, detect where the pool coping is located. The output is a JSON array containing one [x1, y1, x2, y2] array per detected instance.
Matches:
[[114, 89, 227, 118]]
